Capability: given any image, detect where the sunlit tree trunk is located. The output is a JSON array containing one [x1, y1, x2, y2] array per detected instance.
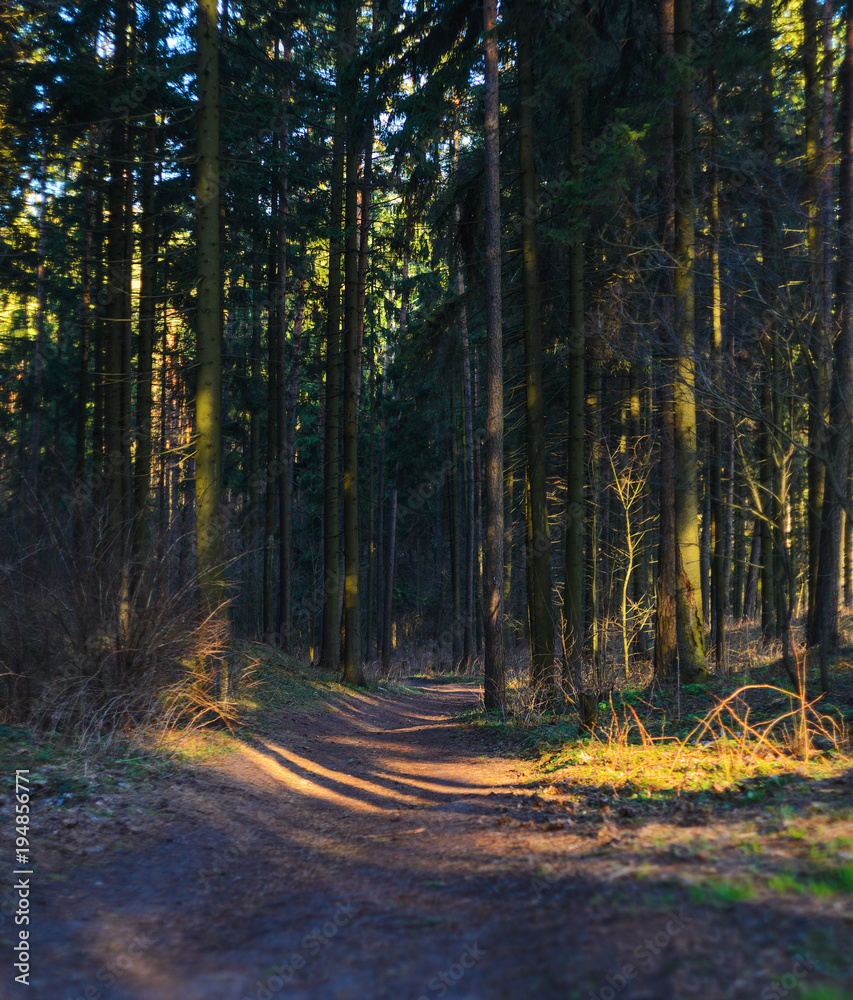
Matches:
[[708, 0, 727, 670], [134, 3, 159, 560], [195, 0, 228, 694], [654, 0, 678, 681], [672, 0, 706, 680], [319, 6, 347, 673]]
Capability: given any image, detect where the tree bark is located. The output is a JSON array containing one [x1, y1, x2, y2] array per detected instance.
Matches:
[[564, 46, 585, 691], [341, 0, 366, 686], [672, 0, 707, 680], [517, 2, 554, 696], [319, 5, 347, 673], [813, 0, 853, 685], [482, 0, 505, 710], [654, 0, 678, 681], [195, 0, 227, 695]]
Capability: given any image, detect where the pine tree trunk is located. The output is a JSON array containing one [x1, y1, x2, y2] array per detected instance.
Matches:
[[672, 0, 706, 680], [281, 276, 304, 652], [813, 1, 853, 685], [134, 7, 159, 560], [341, 4, 366, 686], [517, 3, 554, 695], [105, 0, 129, 527], [449, 403, 463, 668], [482, 0, 505, 702], [654, 0, 678, 681], [275, 58, 292, 650], [319, 8, 347, 672], [75, 130, 97, 512], [708, 8, 727, 669], [195, 0, 227, 694], [564, 60, 585, 690], [805, 0, 829, 640], [263, 193, 277, 643]]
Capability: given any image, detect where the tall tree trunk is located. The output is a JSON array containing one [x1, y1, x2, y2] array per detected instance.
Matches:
[[759, 0, 778, 646], [454, 135, 476, 671], [654, 0, 678, 681], [76, 131, 97, 515], [708, 1, 727, 670], [483, 0, 505, 710], [105, 0, 129, 526], [564, 52, 585, 690], [449, 407, 463, 668], [672, 0, 706, 680], [805, 0, 829, 640], [134, 4, 159, 560], [276, 53, 291, 650], [341, 2, 366, 686], [195, 0, 227, 695], [382, 265, 406, 671], [517, 2, 554, 695], [281, 276, 304, 653], [319, 7, 347, 673], [31, 147, 47, 498], [263, 190, 277, 642], [813, 0, 853, 685]]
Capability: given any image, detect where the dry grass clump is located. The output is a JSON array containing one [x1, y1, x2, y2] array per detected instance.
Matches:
[[0, 508, 239, 748]]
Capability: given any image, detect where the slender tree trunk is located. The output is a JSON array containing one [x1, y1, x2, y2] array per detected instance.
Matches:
[[105, 0, 128, 526], [281, 275, 305, 653], [672, 0, 706, 679], [134, 6, 159, 559], [381, 270, 406, 670], [482, 0, 505, 708], [654, 0, 678, 680], [455, 148, 476, 671], [564, 55, 585, 690], [708, 4, 727, 670], [449, 406, 463, 667], [276, 55, 292, 650], [813, 1, 853, 685], [744, 519, 761, 621], [517, 2, 554, 695], [195, 0, 227, 694], [319, 8, 347, 673], [805, 0, 829, 640], [76, 130, 97, 510], [31, 147, 47, 498], [263, 190, 278, 642], [759, 0, 778, 646], [341, 2, 366, 686]]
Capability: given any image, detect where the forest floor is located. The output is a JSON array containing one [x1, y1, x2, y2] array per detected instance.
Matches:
[[3, 665, 853, 1000]]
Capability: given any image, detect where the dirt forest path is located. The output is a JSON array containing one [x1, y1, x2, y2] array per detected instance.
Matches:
[[20, 681, 852, 1000]]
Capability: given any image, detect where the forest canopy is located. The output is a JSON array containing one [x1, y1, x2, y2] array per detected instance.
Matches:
[[2, 0, 853, 729]]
